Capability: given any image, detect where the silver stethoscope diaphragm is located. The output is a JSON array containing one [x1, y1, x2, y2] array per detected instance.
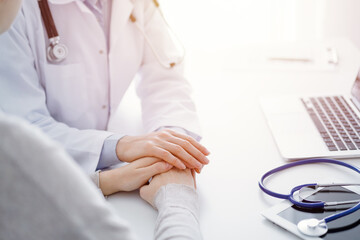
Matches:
[[47, 37, 68, 63], [38, 0, 68, 63], [297, 218, 328, 237], [39, 0, 183, 67]]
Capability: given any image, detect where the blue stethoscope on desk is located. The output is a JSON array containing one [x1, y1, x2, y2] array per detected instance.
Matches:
[[38, 0, 184, 68], [259, 158, 360, 237]]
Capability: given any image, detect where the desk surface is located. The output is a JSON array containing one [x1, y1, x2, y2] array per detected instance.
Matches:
[[107, 38, 360, 239]]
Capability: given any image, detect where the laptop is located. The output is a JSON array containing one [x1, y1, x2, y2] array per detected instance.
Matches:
[[261, 69, 360, 160]]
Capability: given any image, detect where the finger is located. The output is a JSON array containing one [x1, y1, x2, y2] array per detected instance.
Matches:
[[152, 146, 186, 169], [131, 157, 161, 168], [165, 129, 210, 156], [139, 185, 155, 207], [160, 141, 203, 169], [171, 159, 194, 170], [191, 169, 197, 189], [139, 184, 149, 200], [139, 184, 149, 199], [141, 161, 173, 181], [167, 136, 209, 165]]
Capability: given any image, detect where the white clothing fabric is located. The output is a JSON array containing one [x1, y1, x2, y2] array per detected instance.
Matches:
[[0, 0, 201, 174], [82, 0, 112, 46], [0, 113, 202, 240]]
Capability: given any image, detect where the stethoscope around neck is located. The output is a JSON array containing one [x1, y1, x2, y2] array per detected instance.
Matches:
[[38, 0, 68, 63], [38, 0, 184, 68], [259, 158, 360, 237]]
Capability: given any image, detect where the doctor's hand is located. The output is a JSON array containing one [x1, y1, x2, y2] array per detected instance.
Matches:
[[115, 129, 210, 171], [99, 157, 173, 196], [140, 168, 196, 207]]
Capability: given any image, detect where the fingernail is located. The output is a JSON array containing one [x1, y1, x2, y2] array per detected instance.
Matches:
[[195, 168, 200, 174], [203, 157, 210, 164], [204, 149, 210, 155], [179, 162, 186, 169]]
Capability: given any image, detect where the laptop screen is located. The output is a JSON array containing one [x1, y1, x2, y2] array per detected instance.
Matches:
[[351, 70, 360, 103]]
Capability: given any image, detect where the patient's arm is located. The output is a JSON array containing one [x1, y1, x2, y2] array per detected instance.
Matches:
[[0, 114, 202, 240], [140, 169, 202, 240], [0, 114, 135, 239]]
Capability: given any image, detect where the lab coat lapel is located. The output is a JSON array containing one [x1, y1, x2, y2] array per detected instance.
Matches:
[[49, 0, 94, 14], [110, 0, 134, 51], [49, 0, 76, 4]]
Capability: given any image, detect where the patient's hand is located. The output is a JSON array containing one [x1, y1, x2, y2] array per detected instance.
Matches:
[[139, 168, 196, 207], [99, 157, 172, 195]]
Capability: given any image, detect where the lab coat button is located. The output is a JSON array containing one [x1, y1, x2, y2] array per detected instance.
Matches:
[[99, 50, 104, 54], [102, 105, 107, 109]]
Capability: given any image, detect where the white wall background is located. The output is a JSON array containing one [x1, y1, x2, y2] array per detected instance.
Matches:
[[322, 0, 360, 50], [159, 0, 360, 51], [113, 0, 360, 134]]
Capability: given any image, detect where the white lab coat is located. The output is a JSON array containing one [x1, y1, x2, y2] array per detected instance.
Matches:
[[0, 0, 201, 173]]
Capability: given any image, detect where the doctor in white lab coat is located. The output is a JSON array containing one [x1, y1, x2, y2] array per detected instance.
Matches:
[[0, 0, 209, 180]]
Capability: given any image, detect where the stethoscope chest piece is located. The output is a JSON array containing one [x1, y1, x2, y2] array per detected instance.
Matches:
[[297, 218, 328, 237], [259, 159, 360, 237], [38, 0, 68, 63], [47, 37, 68, 63]]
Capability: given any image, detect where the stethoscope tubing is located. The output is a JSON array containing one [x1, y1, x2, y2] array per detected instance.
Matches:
[[288, 183, 325, 209], [324, 201, 360, 223], [130, 1, 185, 68], [39, 0, 184, 67], [38, 0, 58, 39], [259, 158, 360, 231], [259, 158, 360, 202]]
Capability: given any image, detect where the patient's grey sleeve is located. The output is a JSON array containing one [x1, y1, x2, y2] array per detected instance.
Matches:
[[154, 184, 202, 240], [0, 114, 136, 240]]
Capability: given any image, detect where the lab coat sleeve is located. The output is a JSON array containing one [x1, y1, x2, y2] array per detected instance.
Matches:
[[97, 134, 124, 170], [0, 10, 113, 174], [136, 1, 202, 138]]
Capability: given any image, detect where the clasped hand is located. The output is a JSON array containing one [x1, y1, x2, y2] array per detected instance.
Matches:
[[116, 129, 210, 170], [99, 129, 209, 196]]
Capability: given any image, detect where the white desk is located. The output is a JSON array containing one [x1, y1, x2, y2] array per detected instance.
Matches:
[[107, 38, 360, 239]]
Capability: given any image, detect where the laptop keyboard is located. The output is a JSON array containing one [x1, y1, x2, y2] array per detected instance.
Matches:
[[301, 96, 360, 151]]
